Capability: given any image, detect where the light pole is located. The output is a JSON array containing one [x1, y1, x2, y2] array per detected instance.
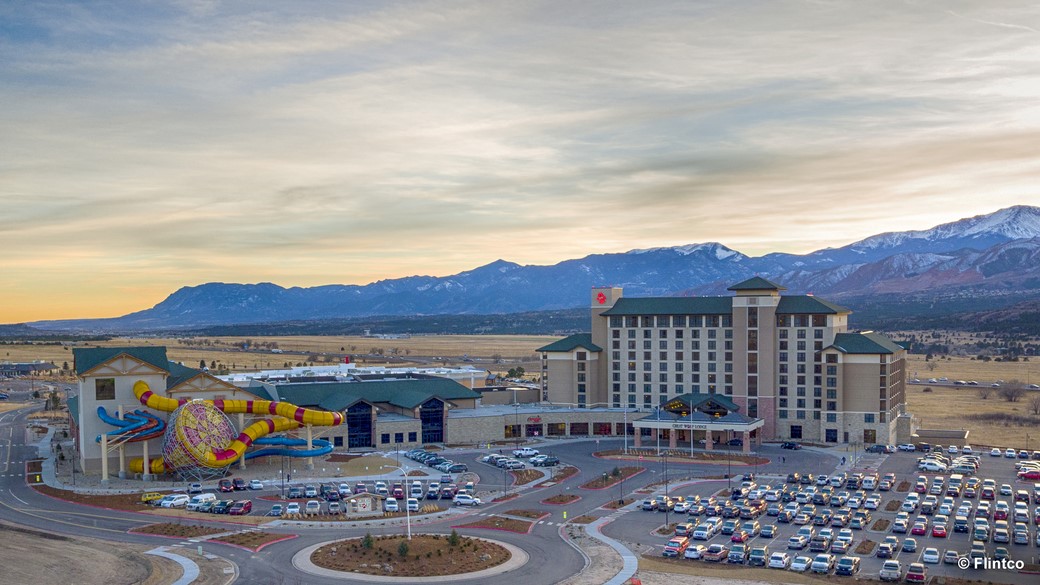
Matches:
[[280, 454, 285, 498], [689, 406, 695, 458], [619, 469, 625, 506], [382, 465, 411, 540], [623, 405, 629, 455], [663, 451, 670, 528], [514, 403, 521, 450]]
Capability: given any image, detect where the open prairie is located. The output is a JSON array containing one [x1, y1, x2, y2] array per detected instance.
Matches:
[[1, 334, 558, 377]]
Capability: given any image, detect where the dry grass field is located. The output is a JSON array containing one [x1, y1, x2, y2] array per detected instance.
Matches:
[[1, 334, 558, 379]]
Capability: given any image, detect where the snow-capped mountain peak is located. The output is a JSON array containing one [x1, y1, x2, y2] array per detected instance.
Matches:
[[851, 205, 1040, 250], [628, 242, 741, 260]]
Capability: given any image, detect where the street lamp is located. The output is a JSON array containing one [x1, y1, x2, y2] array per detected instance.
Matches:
[[513, 403, 521, 450], [623, 405, 629, 455], [381, 465, 411, 540], [663, 451, 670, 528]]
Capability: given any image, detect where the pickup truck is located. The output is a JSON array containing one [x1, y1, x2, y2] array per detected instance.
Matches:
[[513, 447, 539, 457], [702, 544, 729, 562]]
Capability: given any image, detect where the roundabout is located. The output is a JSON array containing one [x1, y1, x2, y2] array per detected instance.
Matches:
[[293, 534, 529, 583]]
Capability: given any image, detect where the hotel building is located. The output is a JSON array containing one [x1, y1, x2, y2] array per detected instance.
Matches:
[[538, 277, 913, 446]]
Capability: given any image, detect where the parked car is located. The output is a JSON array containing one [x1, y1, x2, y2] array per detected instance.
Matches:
[[267, 504, 283, 516], [780, 442, 802, 450], [305, 500, 323, 514], [384, 497, 399, 512], [248, 479, 264, 490], [218, 479, 234, 492], [285, 502, 301, 514], [453, 494, 482, 506], [159, 494, 190, 508], [768, 551, 791, 569], [512, 447, 539, 457], [790, 555, 813, 572], [228, 500, 252, 515], [232, 477, 247, 491], [835, 556, 861, 575], [187, 482, 203, 494], [879, 560, 902, 581]]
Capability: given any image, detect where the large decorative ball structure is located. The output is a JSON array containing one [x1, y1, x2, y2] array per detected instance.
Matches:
[[162, 401, 237, 480]]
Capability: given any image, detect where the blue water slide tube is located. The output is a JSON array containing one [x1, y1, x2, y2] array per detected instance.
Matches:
[[245, 435, 334, 459]]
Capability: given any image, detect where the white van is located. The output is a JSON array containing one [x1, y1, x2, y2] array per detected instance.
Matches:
[[862, 476, 877, 490], [186, 493, 217, 511]]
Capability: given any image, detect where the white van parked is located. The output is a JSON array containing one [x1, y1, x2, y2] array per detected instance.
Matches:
[[186, 493, 217, 511]]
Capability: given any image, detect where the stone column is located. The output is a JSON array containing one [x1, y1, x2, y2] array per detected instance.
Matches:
[[742, 430, 751, 454], [306, 424, 314, 470], [704, 430, 713, 451], [669, 430, 677, 449], [100, 433, 109, 486], [142, 439, 153, 481], [634, 429, 642, 448], [238, 412, 247, 470]]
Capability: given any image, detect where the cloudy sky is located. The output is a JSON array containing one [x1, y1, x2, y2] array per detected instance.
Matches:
[[3, 1, 1040, 322]]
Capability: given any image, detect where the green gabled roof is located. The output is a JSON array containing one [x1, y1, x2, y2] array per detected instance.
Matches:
[[600, 296, 732, 316], [166, 361, 203, 389], [269, 378, 480, 412], [776, 295, 850, 315], [727, 276, 786, 291], [827, 332, 905, 355], [73, 346, 170, 376], [664, 392, 740, 412], [536, 333, 602, 353]]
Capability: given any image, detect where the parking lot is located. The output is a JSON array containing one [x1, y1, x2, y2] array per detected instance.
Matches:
[[645, 445, 1040, 583]]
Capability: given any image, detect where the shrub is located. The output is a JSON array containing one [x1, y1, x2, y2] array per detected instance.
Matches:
[[362, 533, 374, 549], [398, 541, 409, 557], [448, 529, 460, 547]]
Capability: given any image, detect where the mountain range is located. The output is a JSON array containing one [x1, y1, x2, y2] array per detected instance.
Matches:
[[22, 205, 1040, 333]]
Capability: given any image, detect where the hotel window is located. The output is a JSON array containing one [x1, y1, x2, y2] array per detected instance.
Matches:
[[797, 387, 806, 397], [796, 375, 806, 385], [748, 376, 758, 396], [779, 341, 788, 351], [643, 394, 652, 405], [747, 400, 758, 417], [779, 375, 788, 385], [779, 410, 788, 419], [826, 365, 837, 375], [797, 398, 805, 408], [812, 315, 827, 327], [708, 362, 716, 372], [778, 328, 789, 338], [674, 351, 683, 361], [722, 315, 732, 327], [95, 378, 116, 401], [864, 413, 875, 423], [692, 374, 700, 382], [675, 373, 683, 382], [797, 329, 806, 339], [779, 352, 788, 362], [628, 327, 636, 337], [659, 351, 667, 361], [797, 340, 806, 351], [879, 412, 887, 423], [675, 340, 684, 350], [779, 398, 788, 408], [643, 362, 651, 371], [610, 316, 623, 327], [707, 315, 720, 328], [826, 354, 838, 364], [827, 389, 836, 399], [577, 383, 586, 392], [777, 315, 791, 327], [673, 316, 686, 327], [675, 362, 683, 372], [643, 373, 652, 382], [779, 387, 788, 396], [747, 307, 758, 327], [675, 329, 684, 338], [813, 412, 821, 420], [612, 373, 620, 382], [708, 329, 717, 339], [613, 383, 621, 392], [659, 384, 668, 393], [612, 340, 620, 350], [814, 329, 824, 339], [827, 401, 836, 411], [577, 351, 586, 361], [643, 351, 651, 360], [577, 373, 585, 382], [641, 316, 654, 328], [690, 316, 703, 327], [747, 353, 758, 374], [628, 372, 636, 381], [814, 341, 823, 351], [796, 410, 806, 419], [826, 413, 836, 423], [827, 377, 837, 388], [814, 399, 821, 409], [612, 351, 620, 361], [795, 315, 809, 327], [628, 383, 636, 392], [628, 340, 636, 350], [797, 352, 806, 362], [577, 362, 585, 371], [691, 330, 700, 339], [748, 330, 758, 351], [659, 329, 668, 338], [643, 340, 651, 350]]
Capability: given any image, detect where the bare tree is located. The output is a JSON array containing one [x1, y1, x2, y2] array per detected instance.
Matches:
[[1029, 395, 1040, 416], [1000, 384, 1026, 403], [977, 386, 993, 400], [926, 362, 938, 372]]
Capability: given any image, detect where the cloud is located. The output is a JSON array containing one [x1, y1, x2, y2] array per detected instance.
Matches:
[[2, 1, 1040, 320]]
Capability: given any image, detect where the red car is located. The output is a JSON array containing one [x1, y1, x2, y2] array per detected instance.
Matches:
[[914, 483, 927, 494], [730, 530, 750, 543], [931, 524, 947, 538], [911, 523, 927, 536], [1018, 470, 1040, 480], [905, 562, 927, 582], [232, 477, 247, 491], [218, 479, 234, 493], [981, 488, 995, 500], [228, 500, 252, 515]]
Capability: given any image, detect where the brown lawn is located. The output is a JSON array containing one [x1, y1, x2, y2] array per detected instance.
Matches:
[[131, 523, 224, 538], [580, 466, 643, 489], [511, 468, 543, 485], [311, 534, 510, 577], [210, 531, 294, 551], [453, 515, 533, 533], [504, 509, 548, 519], [542, 494, 581, 505]]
